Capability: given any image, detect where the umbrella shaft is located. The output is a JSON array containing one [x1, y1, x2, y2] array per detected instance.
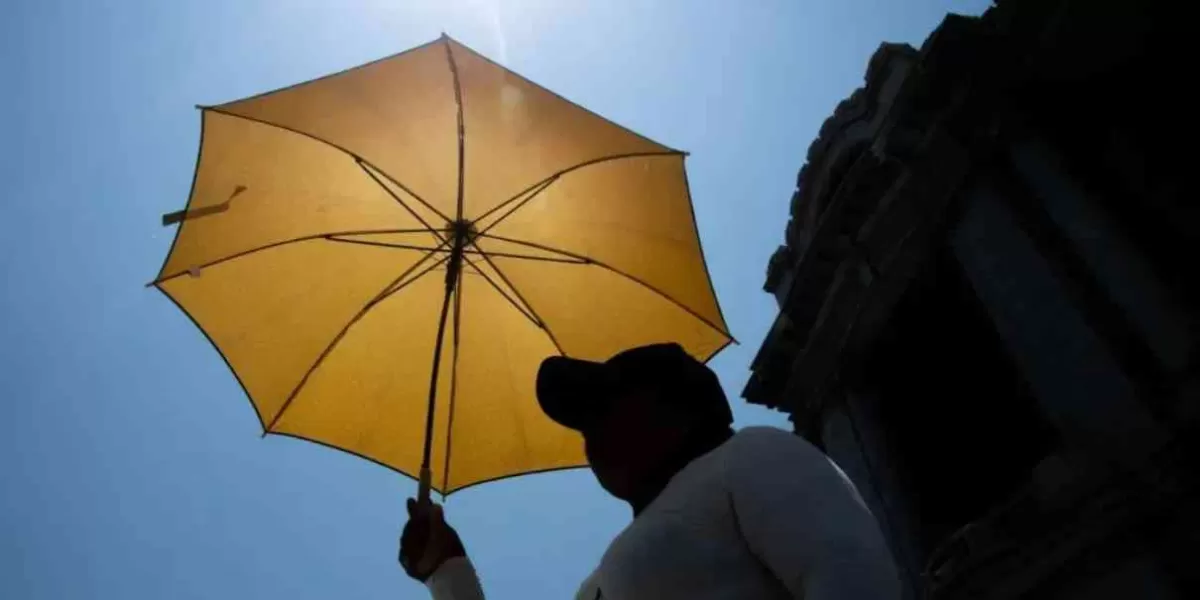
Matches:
[[418, 225, 467, 503]]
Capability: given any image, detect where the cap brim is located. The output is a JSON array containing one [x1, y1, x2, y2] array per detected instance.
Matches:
[[536, 356, 617, 431]]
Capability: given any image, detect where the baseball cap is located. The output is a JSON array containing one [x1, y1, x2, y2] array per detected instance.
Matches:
[[536, 343, 732, 432]]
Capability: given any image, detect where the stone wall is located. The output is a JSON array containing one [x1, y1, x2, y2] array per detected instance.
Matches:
[[743, 0, 1196, 597]]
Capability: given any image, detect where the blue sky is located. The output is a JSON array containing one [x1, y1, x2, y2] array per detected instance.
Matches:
[[1, 1, 990, 598]]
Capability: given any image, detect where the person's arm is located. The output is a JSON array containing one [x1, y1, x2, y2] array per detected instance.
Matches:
[[400, 499, 485, 600], [725, 428, 901, 600], [424, 557, 485, 600]]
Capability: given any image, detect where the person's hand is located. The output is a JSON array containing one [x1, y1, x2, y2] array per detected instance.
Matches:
[[399, 498, 467, 582]]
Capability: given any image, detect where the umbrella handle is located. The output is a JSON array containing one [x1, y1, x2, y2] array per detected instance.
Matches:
[[417, 466, 433, 505]]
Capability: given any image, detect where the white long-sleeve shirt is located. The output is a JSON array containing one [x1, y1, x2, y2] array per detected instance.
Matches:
[[427, 426, 900, 599]]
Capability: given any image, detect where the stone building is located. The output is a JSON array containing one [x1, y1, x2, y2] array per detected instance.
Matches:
[[742, 0, 1195, 598]]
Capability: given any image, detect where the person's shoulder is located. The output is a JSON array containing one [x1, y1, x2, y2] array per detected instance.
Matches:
[[719, 427, 830, 493], [724, 426, 821, 462], [723, 427, 867, 509], [575, 570, 601, 600], [730, 426, 810, 447]]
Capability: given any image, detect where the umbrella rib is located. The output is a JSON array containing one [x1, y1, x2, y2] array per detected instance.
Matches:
[[476, 232, 734, 342], [461, 256, 541, 328], [381, 252, 454, 298], [263, 244, 452, 433], [469, 251, 588, 264], [202, 107, 453, 224], [472, 150, 686, 231], [325, 237, 446, 254], [357, 160, 448, 243], [326, 235, 588, 264], [472, 233, 586, 262], [472, 175, 558, 236], [469, 242, 568, 357], [149, 228, 441, 286]]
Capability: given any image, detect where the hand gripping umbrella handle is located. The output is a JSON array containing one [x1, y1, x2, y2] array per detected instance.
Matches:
[[417, 466, 433, 505]]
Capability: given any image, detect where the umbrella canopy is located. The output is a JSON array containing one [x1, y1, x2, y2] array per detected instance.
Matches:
[[152, 35, 732, 496]]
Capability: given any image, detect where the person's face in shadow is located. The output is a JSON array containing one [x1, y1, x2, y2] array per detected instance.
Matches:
[[580, 386, 690, 502]]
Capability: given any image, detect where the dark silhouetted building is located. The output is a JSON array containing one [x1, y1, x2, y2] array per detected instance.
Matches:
[[743, 1, 1195, 598]]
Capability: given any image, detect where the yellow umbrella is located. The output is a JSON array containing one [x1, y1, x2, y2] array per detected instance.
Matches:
[[152, 35, 732, 498]]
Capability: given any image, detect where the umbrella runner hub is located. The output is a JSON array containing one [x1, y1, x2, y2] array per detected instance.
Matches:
[[440, 219, 476, 287], [444, 219, 477, 242], [447, 219, 478, 247]]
